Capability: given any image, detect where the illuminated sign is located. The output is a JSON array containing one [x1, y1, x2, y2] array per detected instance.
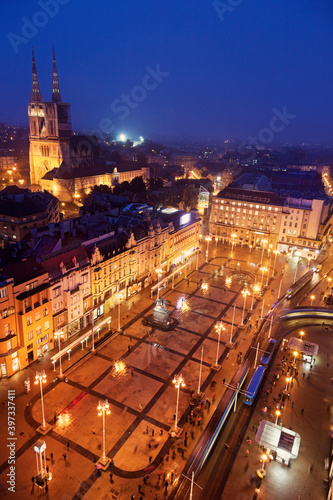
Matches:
[[180, 213, 191, 225]]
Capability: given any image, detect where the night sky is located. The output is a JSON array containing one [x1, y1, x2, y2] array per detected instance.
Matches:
[[1, 0, 333, 143]]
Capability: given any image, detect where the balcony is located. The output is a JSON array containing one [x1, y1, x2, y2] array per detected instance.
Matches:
[[34, 301, 40, 309]]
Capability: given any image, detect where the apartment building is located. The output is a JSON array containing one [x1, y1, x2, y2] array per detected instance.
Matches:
[[0, 277, 19, 378]]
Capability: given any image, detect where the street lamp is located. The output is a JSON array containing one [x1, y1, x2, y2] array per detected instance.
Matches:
[[300, 330, 305, 340], [284, 376, 291, 393], [214, 321, 225, 368], [240, 289, 249, 326], [156, 266, 164, 299], [293, 350, 298, 364], [327, 277, 332, 289], [275, 410, 281, 425], [310, 294, 315, 306], [172, 374, 185, 432], [54, 330, 64, 378], [97, 399, 111, 465], [115, 291, 123, 332], [205, 236, 212, 263], [265, 249, 272, 286], [35, 371, 47, 429]]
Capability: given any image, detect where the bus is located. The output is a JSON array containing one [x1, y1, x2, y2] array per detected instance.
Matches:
[[260, 338, 276, 365], [285, 270, 314, 299], [244, 365, 266, 406]]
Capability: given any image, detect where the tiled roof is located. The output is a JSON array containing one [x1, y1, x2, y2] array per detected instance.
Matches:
[[216, 187, 285, 206], [5, 258, 46, 285]]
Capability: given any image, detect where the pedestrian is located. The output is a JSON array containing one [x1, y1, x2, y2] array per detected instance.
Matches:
[[63, 452, 66, 461], [226, 352, 229, 359], [291, 401, 294, 409], [171, 472, 174, 484], [139, 497, 143, 500], [212, 392, 216, 402], [131, 495, 135, 500], [50, 452, 53, 463], [109, 472, 113, 482], [46, 465, 49, 474], [165, 480, 169, 492], [151, 429, 154, 437], [302, 373, 305, 379], [301, 408, 304, 415], [138, 484, 142, 493], [92, 427, 96, 434], [128, 345, 131, 352], [146, 426, 149, 434], [160, 428, 164, 435], [223, 378, 226, 385], [45, 482, 48, 493], [67, 442, 70, 451], [31, 476, 35, 487], [308, 462, 314, 473], [131, 367, 134, 376], [173, 413, 176, 420], [190, 429, 194, 439], [181, 449, 185, 459], [139, 404, 143, 411], [245, 449, 249, 457], [149, 456, 152, 464]]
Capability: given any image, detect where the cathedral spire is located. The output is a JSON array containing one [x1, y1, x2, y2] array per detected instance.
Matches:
[[52, 46, 61, 102], [30, 47, 43, 103]]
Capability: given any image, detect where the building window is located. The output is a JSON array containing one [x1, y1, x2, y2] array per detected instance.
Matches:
[[36, 326, 42, 336], [0, 287, 8, 298], [28, 330, 34, 340], [44, 321, 49, 331], [35, 311, 41, 322], [27, 316, 32, 326], [7, 339, 11, 351], [43, 308, 48, 317]]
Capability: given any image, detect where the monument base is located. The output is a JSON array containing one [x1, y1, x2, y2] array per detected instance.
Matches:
[[36, 423, 53, 435], [226, 342, 235, 349], [97, 456, 111, 471], [169, 427, 183, 438], [211, 363, 221, 371], [238, 324, 246, 330]]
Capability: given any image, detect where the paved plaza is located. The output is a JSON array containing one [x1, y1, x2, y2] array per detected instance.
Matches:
[[0, 243, 327, 499]]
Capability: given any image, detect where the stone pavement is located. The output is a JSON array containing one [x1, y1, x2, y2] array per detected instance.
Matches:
[[0, 242, 296, 499]]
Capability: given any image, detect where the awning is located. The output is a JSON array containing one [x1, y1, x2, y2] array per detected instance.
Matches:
[[288, 337, 319, 356], [255, 420, 300, 460]]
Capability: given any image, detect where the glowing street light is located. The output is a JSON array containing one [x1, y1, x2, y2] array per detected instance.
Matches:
[[275, 410, 281, 425], [230, 233, 237, 252], [35, 371, 47, 429], [310, 294, 315, 306], [284, 376, 291, 393], [251, 282, 261, 310], [115, 291, 123, 332], [54, 330, 64, 378], [97, 399, 111, 465], [205, 236, 212, 263], [172, 374, 185, 432], [214, 322, 225, 368], [293, 350, 298, 364], [300, 330, 305, 340], [156, 266, 164, 299], [201, 282, 208, 292], [260, 239, 267, 265]]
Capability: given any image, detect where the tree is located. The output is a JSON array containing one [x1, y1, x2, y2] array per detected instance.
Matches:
[[183, 185, 198, 209], [90, 185, 112, 195], [130, 176, 146, 193], [149, 177, 164, 190], [113, 181, 131, 195]]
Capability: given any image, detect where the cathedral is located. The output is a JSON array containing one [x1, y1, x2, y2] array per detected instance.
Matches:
[[28, 48, 150, 201]]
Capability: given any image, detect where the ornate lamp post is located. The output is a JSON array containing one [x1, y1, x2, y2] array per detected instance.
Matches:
[[54, 330, 64, 378], [97, 399, 111, 466], [35, 371, 47, 429], [172, 374, 185, 433], [310, 294, 315, 306]]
